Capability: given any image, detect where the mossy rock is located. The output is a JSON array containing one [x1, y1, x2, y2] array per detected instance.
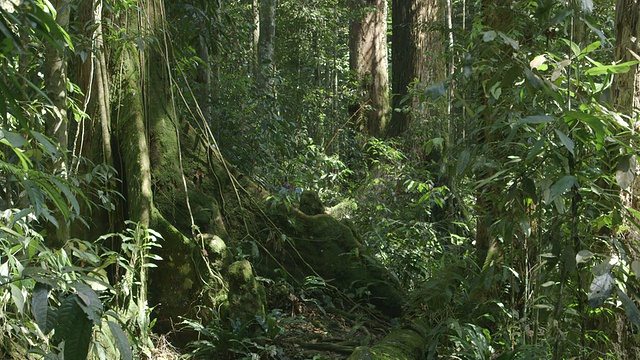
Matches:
[[265, 204, 404, 317], [226, 260, 266, 326]]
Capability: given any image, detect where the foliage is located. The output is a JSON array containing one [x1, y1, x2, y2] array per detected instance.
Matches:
[[0, 2, 159, 359], [4, 0, 640, 358], [392, 1, 640, 358], [97, 221, 164, 357], [0, 208, 133, 359], [181, 309, 287, 360]]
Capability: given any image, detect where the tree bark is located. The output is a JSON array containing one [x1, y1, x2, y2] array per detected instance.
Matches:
[[612, 0, 640, 113], [609, 2, 640, 357], [388, 0, 445, 137], [349, 0, 390, 138], [257, 0, 276, 98], [43, 0, 71, 246], [474, 0, 514, 266]]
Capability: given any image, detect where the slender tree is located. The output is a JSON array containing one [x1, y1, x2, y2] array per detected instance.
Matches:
[[612, 0, 640, 113], [474, 0, 515, 266], [43, 0, 71, 246], [349, 0, 390, 138], [257, 0, 276, 98]]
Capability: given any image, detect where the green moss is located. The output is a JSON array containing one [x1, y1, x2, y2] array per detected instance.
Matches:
[[263, 207, 404, 317], [348, 328, 426, 360], [227, 260, 266, 325]]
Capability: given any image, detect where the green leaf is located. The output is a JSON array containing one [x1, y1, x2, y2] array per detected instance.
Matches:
[[588, 272, 614, 308], [561, 39, 581, 58], [550, 175, 577, 198], [10, 284, 25, 313], [0, 130, 27, 148], [107, 320, 133, 360], [54, 295, 86, 337], [483, 31, 496, 42], [521, 177, 537, 202], [498, 32, 519, 50], [616, 155, 635, 190], [520, 115, 554, 124], [32, 282, 52, 334], [576, 250, 594, 264], [50, 178, 81, 216], [424, 137, 444, 156], [33, 177, 70, 220], [63, 313, 93, 360], [30, 131, 59, 156], [579, 41, 601, 60], [554, 129, 575, 156], [73, 282, 103, 326], [565, 111, 606, 143], [456, 150, 471, 175], [618, 289, 640, 329], [585, 61, 639, 76], [524, 68, 544, 90], [582, 18, 607, 46]]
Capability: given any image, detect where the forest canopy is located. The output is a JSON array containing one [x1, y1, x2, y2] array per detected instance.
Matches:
[[1, 0, 640, 359]]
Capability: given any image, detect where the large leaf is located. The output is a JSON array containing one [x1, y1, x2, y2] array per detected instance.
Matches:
[[10, 283, 25, 313], [54, 295, 87, 344], [576, 250, 594, 264], [616, 155, 635, 190], [617, 289, 640, 329], [550, 175, 577, 198], [73, 282, 103, 326], [0, 130, 27, 148], [588, 272, 614, 308], [520, 115, 555, 124], [107, 320, 133, 360], [32, 282, 52, 334], [63, 314, 93, 360], [50, 177, 81, 216], [30, 131, 59, 156], [585, 60, 639, 76], [565, 110, 607, 144], [554, 129, 575, 156]]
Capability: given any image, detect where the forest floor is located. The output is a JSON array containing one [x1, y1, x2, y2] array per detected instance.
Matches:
[[148, 293, 391, 359]]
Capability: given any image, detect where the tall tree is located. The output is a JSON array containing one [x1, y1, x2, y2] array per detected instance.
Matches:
[[474, 0, 515, 266], [349, 0, 390, 138], [257, 0, 276, 98], [612, 0, 640, 113], [388, 0, 445, 137], [43, 0, 71, 246]]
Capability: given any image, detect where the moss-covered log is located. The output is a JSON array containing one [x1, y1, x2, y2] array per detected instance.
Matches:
[[348, 320, 429, 359]]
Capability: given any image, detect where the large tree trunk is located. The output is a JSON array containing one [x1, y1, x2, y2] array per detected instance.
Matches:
[[388, 0, 445, 137], [349, 0, 390, 138], [607, 1, 640, 358], [98, 0, 403, 340], [612, 0, 640, 113]]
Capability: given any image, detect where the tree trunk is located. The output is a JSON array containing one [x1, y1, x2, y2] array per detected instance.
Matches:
[[43, 0, 71, 246], [257, 0, 276, 98], [612, 0, 640, 113], [609, 1, 640, 357], [388, 0, 445, 137], [81, 0, 404, 342], [474, 0, 514, 265], [349, 0, 390, 138]]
